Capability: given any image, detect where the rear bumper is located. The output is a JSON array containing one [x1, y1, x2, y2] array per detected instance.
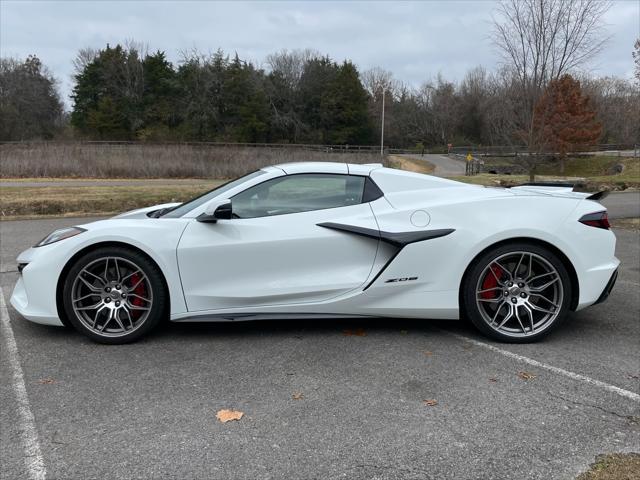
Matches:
[[593, 268, 618, 305]]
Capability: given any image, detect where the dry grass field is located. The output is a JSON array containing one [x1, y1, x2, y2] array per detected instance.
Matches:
[[1, 144, 637, 220], [0, 142, 384, 179], [0, 181, 222, 219], [0, 143, 387, 219]]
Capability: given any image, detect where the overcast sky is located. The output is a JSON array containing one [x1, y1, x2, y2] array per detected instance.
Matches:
[[1, 0, 638, 108]]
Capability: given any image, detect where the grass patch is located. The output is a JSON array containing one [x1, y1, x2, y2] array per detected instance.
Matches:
[[483, 155, 640, 182], [611, 218, 640, 230], [537, 155, 639, 179], [0, 182, 222, 219], [0, 143, 384, 178], [576, 453, 640, 480], [388, 155, 436, 174]]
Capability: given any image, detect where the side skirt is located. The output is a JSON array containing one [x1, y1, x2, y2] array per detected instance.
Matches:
[[171, 313, 383, 322]]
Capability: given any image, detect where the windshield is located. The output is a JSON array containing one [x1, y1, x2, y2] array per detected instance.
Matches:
[[162, 170, 268, 218]]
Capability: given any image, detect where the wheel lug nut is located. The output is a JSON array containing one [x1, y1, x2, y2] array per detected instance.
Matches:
[[105, 287, 111, 293], [115, 301, 121, 307], [518, 283, 524, 288], [511, 298, 517, 304], [520, 292, 526, 298], [121, 293, 127, 298], [104, 297, 111, 303], [504, 291, 509, 296], [115, 285, 121, 290], [508, 282, 513, 287]]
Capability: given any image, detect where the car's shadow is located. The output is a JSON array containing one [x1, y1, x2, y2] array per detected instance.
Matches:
[[152, 315, 474, 343], [14, 304, 590, 347]]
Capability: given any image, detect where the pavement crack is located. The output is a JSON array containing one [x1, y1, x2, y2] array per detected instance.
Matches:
[[548, 391, 639, 424]]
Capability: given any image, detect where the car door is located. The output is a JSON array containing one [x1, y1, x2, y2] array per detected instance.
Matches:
[[177, 173, 380, 312]]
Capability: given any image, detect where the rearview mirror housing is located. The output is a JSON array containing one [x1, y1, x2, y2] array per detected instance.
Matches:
[[197, 199, 232, 223]]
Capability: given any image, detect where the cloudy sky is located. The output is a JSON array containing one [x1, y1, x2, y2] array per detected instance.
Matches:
[[1, 0, 638, 108]]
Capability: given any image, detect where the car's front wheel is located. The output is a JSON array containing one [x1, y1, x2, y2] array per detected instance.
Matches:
[[462, 242, 572, 343], [62, 246, 167, 344]]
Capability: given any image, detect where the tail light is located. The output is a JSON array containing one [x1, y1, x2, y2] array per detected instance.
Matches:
[[579, 211, 610, 229]]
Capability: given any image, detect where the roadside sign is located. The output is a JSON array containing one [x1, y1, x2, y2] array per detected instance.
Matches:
[[466, 153, 473, 162]]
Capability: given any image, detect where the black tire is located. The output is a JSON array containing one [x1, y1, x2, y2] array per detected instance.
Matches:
[[62, 246, 167, 344], [461, 242, 572, 343]]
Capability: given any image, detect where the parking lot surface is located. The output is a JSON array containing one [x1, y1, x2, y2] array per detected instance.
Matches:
[[1, 216, 638, 480]]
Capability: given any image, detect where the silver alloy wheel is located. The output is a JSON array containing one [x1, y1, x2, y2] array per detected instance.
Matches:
[[71, 256, 153, 337], [475, 251, 564, 338]]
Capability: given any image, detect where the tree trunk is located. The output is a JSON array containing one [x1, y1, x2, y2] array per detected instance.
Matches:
[[529, 164, 536, 182], [559, 156, 565, 174]]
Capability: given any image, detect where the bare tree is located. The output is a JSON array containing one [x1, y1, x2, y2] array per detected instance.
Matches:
[[633, 38, 640, 84], [72, 48, 98, 76], [492, 0, 611, 176], [265, 49, 319, 90]]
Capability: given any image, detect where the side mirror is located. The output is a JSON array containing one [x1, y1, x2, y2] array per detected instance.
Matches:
[[197, 199, 232, 223]]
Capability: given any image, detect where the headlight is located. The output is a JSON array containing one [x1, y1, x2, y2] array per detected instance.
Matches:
[[34, 227, 87, 247]]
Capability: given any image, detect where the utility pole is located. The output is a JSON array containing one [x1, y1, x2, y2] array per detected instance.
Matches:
[[380, 88, 385, 156]]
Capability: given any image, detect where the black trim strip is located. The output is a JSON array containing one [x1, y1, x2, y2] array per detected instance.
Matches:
[[509, 182, 576, 188], [586, 190, 610, 201], [318, 222, 454, 248], [362, 250, 402, 291]]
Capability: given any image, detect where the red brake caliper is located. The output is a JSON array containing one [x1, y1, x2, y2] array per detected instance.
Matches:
[[129, 273, 147, 319], [480, 265, 504, 299]]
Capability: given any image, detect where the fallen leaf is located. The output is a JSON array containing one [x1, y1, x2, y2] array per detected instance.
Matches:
[[628, 374, 639, 380], [37, 378, 55, 384], [489, 377, 498, 383], [292, 392, 304, 400], [517, 371, 537, 381], [216, 409, 244, 423], [462, 345, 473, 350], [424, 351, 433, 356], [423, 399, 438, 406], [343, 328, 366, 336], [400, 330, 408, 335]]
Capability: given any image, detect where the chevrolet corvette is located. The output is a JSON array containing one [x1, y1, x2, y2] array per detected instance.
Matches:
[[11, 162, 619, 344]]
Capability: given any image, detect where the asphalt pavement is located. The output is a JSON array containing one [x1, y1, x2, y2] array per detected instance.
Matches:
[[1, 216, 639, 480], [405, 153, 467, 176]]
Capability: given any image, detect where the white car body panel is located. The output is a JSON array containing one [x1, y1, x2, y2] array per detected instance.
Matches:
[[10, 163, 619, 328], [177, 203, 380, 311]]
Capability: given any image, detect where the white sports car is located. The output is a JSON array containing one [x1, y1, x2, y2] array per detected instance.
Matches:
[[11, 162, 619, 344]]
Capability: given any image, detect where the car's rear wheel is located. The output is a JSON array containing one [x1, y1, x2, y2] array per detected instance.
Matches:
[[462, 242, 572, 343], [62, 247, 167, 344]]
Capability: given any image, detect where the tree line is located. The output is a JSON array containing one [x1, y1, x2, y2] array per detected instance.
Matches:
[[1, 0, 638, 152]]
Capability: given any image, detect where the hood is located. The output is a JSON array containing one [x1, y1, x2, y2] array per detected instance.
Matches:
[[112, 202, 182, 219]]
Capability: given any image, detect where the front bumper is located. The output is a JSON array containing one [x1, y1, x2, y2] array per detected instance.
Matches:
[[10, 275, 63, 326], [9, 247, 65, 327]]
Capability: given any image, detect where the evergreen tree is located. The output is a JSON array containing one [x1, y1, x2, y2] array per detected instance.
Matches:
[[0, 55, 63, 140], [322, 61, 373, 144]]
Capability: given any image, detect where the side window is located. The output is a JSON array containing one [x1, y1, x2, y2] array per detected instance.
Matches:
[[231, 174, 366, 219]]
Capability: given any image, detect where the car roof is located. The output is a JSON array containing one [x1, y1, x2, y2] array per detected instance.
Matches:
[[270, 162, 384, 175]]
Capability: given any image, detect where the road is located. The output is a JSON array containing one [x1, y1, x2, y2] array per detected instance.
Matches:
[[1, 216, 638, 480], [405, 153, 467, 176], [602, 191, 640, 219]]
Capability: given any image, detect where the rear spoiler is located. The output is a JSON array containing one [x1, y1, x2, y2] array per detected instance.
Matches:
[[507, 182, 610, 201]]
